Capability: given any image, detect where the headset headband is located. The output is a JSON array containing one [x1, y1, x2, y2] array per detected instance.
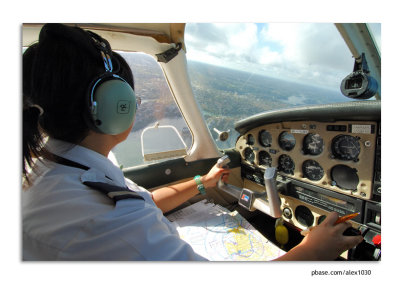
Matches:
[[87, 31, 118, 115]]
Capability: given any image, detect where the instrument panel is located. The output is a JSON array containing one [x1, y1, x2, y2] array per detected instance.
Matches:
[[233, 101, 381, 260], [236, 120, 378, 200]]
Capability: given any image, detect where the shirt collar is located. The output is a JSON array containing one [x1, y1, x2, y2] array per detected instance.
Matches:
[[45, 138, 126, 186]]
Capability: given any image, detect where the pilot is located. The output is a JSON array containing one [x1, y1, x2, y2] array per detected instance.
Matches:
[[22, 23, 363, 261]]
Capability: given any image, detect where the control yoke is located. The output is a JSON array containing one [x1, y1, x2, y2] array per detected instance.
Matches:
[[216, 155, 282, 218]]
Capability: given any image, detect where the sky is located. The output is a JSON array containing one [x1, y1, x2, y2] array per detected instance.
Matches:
[[185, 23, 381, 90]]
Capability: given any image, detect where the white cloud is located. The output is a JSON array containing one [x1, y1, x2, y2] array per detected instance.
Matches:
[[185, 23, 380, 89], [260, 23, 300, 61], [186, 23, 259, 63], [261, 23, 353, 70], [225, 23, 258, 55], [259, 46, 281, 65]]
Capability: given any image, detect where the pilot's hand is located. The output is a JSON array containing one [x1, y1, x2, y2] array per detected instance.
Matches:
[[297, 212, 364, 260], [201, 163, 230, 188]]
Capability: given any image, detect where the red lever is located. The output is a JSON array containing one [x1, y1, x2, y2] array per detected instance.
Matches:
[[372, 234, 381, 248]]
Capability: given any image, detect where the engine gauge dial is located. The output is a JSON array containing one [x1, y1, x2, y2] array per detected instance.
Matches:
[[258, 150, 272, 167], [332, 135, 360, 161], [243, 147, 255, 163], [303, 133, 324, 155], [258, 130, 272, 147], [279, 131, 296, 151], [278, 154, 295, 175], [302, 159, 324, 181], [246, 134, 255, 145]]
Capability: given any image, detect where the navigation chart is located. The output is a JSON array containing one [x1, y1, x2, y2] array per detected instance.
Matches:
[[167, 200, 285, 261]]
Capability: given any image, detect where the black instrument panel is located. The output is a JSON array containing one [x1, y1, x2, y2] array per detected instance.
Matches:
[[236, 120, 378, 200]]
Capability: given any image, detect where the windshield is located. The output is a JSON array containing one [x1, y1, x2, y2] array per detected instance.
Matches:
[[185, 23, 381, 149], [367, 23, 381, 54]]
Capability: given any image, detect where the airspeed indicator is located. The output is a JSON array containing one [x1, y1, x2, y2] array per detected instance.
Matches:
[[259, 130, 272, 147], [243, 147, 255, 163]]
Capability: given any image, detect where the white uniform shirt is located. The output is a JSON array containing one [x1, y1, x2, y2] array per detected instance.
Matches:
[[22, 139, 206, 261]]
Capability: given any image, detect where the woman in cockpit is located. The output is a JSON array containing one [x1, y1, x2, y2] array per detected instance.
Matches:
[[22, 23, 363, 261]]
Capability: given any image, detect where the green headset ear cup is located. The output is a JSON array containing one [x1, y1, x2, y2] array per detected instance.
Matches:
[[91, 79, 136, 135]]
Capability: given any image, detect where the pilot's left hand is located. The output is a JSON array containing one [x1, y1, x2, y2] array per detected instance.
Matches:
[[201, 163, 230, 188]]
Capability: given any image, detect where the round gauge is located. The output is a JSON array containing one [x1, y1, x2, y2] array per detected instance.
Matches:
[[278, 154, 295, 174], [331, 164, 359, 190], [243, 147, 255, 163], [302, 159, 324, 181], [332, 135, 361, 161], [279, 131, 296, 151], [295, 205, 314, 227], [258, 130, 272, 147], [258, 150, 272, 167], [246, 134, 255, 145], [303, 133, 324, 155]]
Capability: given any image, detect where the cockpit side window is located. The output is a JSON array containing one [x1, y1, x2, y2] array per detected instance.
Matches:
[[112, 52, 192, 168]]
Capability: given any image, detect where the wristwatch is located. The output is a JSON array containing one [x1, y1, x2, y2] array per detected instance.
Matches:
[[194, 175, 206, 195]]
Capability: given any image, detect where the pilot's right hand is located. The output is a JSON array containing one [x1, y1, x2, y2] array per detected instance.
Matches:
[[296, 212, 364, 260]]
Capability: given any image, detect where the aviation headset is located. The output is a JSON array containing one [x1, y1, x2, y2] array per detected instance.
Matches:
[[85, 31, 137, 135]]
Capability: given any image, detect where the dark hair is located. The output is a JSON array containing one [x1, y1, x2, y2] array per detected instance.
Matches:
[[23, 23, 134, 183]]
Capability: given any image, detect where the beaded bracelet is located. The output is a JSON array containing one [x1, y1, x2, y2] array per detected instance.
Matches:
[[194, 175, 206, 195]]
